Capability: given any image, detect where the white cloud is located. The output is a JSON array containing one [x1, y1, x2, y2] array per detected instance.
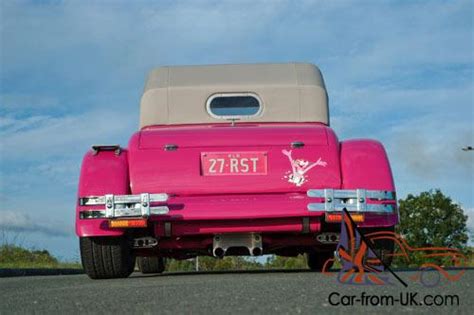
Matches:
[[1, 1, 471, 82], [0, 94, 59, 111], [0, 210, 71, 238], [0, 115, 51, 133], [332, 83, 473, 116], [0, 109, 137, 162], [389, 119, 473, 178]]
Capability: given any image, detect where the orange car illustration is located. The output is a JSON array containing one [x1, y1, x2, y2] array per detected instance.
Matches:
[[323, 210, 467, 287], [364, 230, 467, 287]]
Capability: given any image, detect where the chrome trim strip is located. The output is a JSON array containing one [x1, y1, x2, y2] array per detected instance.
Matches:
[[79, 210, 106, 219], [324, 189, 334, 211], [140, 193, 150, 218], [79, 206, 169, 219], [307, 188, 396, 213], [308, 203, 395, 213], [307, 189, 395, 200], [80, 193, 169, 206], [357, 189, 367, 211], [105, 194, 114, 218]]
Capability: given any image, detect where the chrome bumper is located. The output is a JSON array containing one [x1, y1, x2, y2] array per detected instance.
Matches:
[[307, 189, 396, 213], [79, 193, 169, 219], [78, 189, 396, 220]]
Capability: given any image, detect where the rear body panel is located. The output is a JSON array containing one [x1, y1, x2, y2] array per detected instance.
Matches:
[[76, 122, 397, 257], [128, 123, 341, 195], [76, 150, 129, 237]]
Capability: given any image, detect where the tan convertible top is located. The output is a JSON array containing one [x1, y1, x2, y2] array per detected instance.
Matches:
[[140, 63, 329, 128]]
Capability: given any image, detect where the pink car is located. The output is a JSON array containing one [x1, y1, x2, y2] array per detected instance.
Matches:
[[76, 63, 398, 279]]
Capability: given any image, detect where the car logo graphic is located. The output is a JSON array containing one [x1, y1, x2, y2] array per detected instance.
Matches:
[[322, 209, 467, 287]]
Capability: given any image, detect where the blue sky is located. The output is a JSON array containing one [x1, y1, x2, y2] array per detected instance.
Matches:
[[0, 0, 473, 260]]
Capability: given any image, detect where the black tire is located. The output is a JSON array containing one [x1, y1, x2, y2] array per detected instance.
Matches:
[[137, 256, 166, 274], [306, 251, 334, 271], [80, 237, 136, 279]]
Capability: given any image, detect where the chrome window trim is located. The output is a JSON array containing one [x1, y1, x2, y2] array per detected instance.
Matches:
[[206, 92, 263, 120]]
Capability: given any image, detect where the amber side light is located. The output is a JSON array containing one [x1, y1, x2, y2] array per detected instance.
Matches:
[[109, 219, 148, 228], [325, 213, 364, 223]]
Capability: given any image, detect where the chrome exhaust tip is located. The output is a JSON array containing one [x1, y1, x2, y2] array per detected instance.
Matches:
[[316, 233, 340, 244], [213, 247, 225, 258], [212, 233, 263, 257], [251, 247, 262, 256], [133, 237, 158, 248]]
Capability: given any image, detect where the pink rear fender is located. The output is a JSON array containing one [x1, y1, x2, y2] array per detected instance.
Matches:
[[340, 139, 398, 226], [75, 149, 130, 237]]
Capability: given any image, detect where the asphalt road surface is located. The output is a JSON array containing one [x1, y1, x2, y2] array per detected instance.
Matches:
[[1, 269, 472, 314]]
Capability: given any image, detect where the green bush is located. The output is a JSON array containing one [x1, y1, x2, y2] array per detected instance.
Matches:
[[0, 244, 81, 269], [166, 256, 265, 272], [264, 255, 307, 269], [0, 244, 59, 268]]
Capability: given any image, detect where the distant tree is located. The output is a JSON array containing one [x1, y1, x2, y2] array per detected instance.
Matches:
[[395, 189, 469, 266], [265, 255, 307, 269], [166, 256, 264, 272]]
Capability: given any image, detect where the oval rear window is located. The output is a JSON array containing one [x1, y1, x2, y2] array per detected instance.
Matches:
[[207, 93, 262, 119]]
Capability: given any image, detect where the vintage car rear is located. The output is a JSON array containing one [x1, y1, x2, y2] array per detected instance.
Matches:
[[76, 63, 398, 279]]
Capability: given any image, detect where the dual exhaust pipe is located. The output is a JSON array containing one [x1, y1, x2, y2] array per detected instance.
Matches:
[[133, 237, 158, 248], [213, 246, 262, 258], [316, 232, 340, 244], [212, 232, 340, 257], [212, 233, 263, 258]]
